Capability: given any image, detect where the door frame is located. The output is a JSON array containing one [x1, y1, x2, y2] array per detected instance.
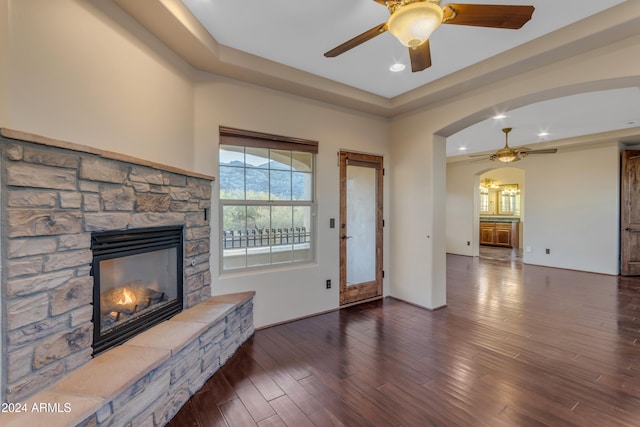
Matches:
[[621, 149, 640, 276], [338, 150, 384, 305]]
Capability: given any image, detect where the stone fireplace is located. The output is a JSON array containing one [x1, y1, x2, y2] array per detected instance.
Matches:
[[0, 129, 214, 402]]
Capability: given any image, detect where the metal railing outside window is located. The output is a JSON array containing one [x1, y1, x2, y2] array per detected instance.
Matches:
[[223, 227, 309, 249]]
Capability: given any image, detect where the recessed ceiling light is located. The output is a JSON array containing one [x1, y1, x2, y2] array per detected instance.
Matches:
[[493, 114, 507, 120], [627, 119, 639, 125], [389, 63, 406, 72], [538, 131, 550, 137], [458, 146, 467, 151]]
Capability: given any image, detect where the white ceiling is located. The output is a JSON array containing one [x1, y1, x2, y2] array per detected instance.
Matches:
[[176, 0, 639, 156], [182, 0, 624, 98], [446, 88, 640, 158]]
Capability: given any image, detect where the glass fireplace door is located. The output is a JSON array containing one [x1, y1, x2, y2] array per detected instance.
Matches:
[[98, 248, 177, 333], [91, 225, 183, 355]]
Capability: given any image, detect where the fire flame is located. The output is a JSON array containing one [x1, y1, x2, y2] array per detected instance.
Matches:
[[115, 288, 136, 305]]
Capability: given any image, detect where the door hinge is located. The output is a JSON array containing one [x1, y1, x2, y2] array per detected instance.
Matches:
[[382, 168, 385, 176], [382, 270, 385, 278], [382, 219, 385, 227]]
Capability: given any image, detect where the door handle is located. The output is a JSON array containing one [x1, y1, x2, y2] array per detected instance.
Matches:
[[341, 235, 352, 240]]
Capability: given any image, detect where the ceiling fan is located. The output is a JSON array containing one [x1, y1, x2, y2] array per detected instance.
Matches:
[[324, 0, 535, 72], [470, 127, 558, 163]]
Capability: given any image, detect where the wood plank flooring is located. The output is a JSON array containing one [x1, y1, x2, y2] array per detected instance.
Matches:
[[479, 245, 523, 262], [167, 254, 640, 426]]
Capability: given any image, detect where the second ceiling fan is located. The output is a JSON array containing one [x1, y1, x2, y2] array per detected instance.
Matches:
[[470, 128, 558, 163], [324, 0, 535, 72]]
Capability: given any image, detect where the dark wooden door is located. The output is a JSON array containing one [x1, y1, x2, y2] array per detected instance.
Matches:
[[621, 150, 640, 275], [339, 151, 383, 305]]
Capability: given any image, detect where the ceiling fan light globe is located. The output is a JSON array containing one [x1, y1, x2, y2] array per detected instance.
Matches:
[[498, 155, 517, 163], [388, 2, 443, 48]]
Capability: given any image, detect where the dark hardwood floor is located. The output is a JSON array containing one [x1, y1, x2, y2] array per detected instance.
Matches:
[[167, 254, 640, 426], [479, 245, 523, 263]]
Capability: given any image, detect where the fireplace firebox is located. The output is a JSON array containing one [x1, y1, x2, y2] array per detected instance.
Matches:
[[91, 225, 184, 355]]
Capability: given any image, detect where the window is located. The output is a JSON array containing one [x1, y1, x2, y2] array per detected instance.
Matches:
[[479, 187, 489, 213], [218, 127, 317, 271], [497, 185, 520, 215]]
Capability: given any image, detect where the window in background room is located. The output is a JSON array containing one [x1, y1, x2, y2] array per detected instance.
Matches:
[[218, 127, 317, 272], [480, 188, 489, 213]]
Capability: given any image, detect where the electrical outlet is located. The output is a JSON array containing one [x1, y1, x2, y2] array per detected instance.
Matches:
[[545, 248, 550, 254], [467, 241, 470, 246], [326, 279, 331, 289]]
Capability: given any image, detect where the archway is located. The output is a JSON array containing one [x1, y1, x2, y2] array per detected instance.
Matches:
[[476, 167, 524, 259], [390, 14, 639, 309]]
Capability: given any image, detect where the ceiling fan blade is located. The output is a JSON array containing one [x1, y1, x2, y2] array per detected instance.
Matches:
[[324, 23, 388, 58], [522, 148, 558, 154], [468, 153, 490, 158], [442, 4, 534, 29], [409, 40, 432, 72]]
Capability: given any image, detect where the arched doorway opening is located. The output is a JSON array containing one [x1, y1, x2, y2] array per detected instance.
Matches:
[[476, 167, 524, 262]]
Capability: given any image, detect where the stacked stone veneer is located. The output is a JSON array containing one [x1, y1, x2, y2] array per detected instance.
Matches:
[[0, 130, 214, 402], [2, 292, 255, 427]]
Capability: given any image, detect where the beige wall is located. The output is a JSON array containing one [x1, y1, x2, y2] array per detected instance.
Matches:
[[388, 119, 447, 308], [524, 142, 619, 273], [2, 0, 195, 170], [447, 142, 620, 274], [192, 73, 390, 326], [0, 0, 8, 126]]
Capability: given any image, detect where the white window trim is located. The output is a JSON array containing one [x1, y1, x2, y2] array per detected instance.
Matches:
[[218, 127, 318, 273]]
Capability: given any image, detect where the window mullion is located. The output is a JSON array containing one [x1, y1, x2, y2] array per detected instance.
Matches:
[[268, 204, 273, 266], [243, 147, 248, 200]]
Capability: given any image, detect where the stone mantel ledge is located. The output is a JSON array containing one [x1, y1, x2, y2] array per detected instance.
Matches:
[[0, 128, 215, 182], [1, 291, 255, 427]]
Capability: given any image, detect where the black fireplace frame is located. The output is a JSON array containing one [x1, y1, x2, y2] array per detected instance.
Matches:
[[91, 225, 184, 355]]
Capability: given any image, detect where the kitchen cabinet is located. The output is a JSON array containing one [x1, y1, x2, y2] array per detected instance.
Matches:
[[479, 220, 519, 248]]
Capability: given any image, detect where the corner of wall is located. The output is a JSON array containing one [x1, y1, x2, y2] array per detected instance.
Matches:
[[0, 0, 10, 128]]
